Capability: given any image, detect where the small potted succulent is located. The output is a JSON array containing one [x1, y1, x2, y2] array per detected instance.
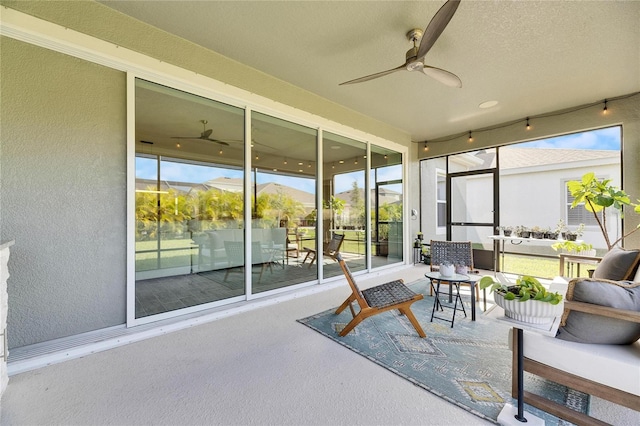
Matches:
[[439, 261, 455, 277], [517, 226, 531, 238], [564, 223, 585, 241], [531, 226, 544, 239], [496, 225, 513, 237], [421, 246, 431, 264], [556, 219, 568, 239], [479, 275, 564, 324]]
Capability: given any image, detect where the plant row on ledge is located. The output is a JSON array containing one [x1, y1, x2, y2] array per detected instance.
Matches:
[[497, 221, 585, 240]]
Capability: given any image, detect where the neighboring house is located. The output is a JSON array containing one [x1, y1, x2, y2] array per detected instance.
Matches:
[[421, 146, 621, 251]]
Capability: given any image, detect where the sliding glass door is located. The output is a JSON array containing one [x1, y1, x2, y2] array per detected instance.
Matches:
[[131, 77, 408, 324], [134, 79, 245, 318]]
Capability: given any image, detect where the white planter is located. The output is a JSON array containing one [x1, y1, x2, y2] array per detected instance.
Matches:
[[440, 264, 455, 277], [494, 292, 564, 324]]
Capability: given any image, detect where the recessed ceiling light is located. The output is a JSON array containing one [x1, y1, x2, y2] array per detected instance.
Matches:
[[479, 100, 499, 109]]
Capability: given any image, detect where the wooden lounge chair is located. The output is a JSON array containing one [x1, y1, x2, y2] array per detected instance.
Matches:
[[334, 253, 426, 338], [302, 233, 344, 268]]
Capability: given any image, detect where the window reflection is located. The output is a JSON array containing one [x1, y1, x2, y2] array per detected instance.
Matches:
[[133, 78, 406, 321], [251, 112, 318, 291], [323, 132, 367, 276], [370, 146, 404, 266], [134, 79, 245, 318]]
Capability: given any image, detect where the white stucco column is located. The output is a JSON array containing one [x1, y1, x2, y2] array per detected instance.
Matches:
[[0, 240, 14, 399]]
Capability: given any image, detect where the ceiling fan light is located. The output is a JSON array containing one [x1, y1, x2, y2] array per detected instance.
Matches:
[[406, 61, 424, 72]]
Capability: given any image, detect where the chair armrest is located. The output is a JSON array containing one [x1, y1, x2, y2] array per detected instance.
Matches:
[[564, 300, 640, 323]]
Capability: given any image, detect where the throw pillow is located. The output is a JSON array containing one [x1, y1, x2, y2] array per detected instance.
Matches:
[[557, 278, 640, 344], [591, 246, 640, 281]]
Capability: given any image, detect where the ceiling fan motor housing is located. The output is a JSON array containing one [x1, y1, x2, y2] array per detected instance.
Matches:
[[405, 46, 423, 71]]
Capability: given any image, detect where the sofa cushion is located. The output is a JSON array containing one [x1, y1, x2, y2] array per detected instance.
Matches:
[[592, 246, 640, 281], [557, 278, 640, 344], [514, 329, 640, 396]]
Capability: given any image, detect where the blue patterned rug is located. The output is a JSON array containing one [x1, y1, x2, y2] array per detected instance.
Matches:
[[297, 279, 589, 425]]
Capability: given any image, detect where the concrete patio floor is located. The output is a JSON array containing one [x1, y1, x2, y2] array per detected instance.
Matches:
[[1, 263, 637, 425]]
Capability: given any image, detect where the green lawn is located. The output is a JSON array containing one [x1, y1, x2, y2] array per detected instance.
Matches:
[[136, 239, 194, 271], [501, 253, 592, 279]]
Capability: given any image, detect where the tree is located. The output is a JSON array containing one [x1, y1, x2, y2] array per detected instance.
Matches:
[[567, 172, 640, 250], [349, 180, 365, 227]]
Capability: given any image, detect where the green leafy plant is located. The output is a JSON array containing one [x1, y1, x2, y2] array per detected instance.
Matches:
[[567, 172, 640, 250], [479, 275, 563, 305], [551, 240, 593, 253]]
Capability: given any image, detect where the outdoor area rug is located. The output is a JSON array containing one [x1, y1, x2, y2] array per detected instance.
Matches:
[[297, 279, 589, 425]]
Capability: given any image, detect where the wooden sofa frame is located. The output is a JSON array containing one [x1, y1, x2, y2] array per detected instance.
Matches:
[[511, 299, 640, 426]]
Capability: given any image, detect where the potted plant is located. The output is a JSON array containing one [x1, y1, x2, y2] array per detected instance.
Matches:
[[416, 231, 423, 241], [551, 240, 595, 256], [519, 226, 531, 238], [556, 219, 568, 239], [564, 223, 585, 241], [567, 172, 640, 250], [531, 226, 544, 239], [479, 275, 564, 324], [503, 226, 513, 237], [421, 246, 431, 264]]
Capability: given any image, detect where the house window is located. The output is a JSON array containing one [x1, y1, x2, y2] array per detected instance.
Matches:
[[565, 183, 600, 227]]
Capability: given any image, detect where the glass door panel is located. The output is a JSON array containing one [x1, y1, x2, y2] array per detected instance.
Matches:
[[323, 132, 367, 277], [370, 146, 403, 267], [448, 170, 497, 272], [250, 112, 317, 293], [134, 78, 245, 319]]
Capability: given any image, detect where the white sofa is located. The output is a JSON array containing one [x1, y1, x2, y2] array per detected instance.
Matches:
[[509, 273, 640, 425], [195, 227, 287, 271]]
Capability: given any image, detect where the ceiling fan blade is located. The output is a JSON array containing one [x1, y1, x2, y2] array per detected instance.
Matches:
[[421, 65, 462, 88], [171, 136, 198, 139], [206, 139, 230, 146], [416, 0, 460, 61], [339, 64, 405, 86], [202, 129, 213, 138]]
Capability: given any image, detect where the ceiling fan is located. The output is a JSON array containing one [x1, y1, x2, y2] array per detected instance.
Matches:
[[339, 0, 462, 88], [171, 120, 231, 146]]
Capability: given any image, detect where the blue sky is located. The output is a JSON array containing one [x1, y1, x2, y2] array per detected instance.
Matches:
[[137, 126, 620, 192], [519, 126, 620, 150]]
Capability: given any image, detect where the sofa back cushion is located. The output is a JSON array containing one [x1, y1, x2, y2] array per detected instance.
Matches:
[[592, 246, 640, 281], [557, 278, 640, 344]]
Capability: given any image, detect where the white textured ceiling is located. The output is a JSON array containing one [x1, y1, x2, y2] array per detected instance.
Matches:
[[100, 0, 640, 142]]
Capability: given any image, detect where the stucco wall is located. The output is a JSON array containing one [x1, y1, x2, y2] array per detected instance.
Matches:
[[0, 0, 410, 147], [0, 37, 127, 347]]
